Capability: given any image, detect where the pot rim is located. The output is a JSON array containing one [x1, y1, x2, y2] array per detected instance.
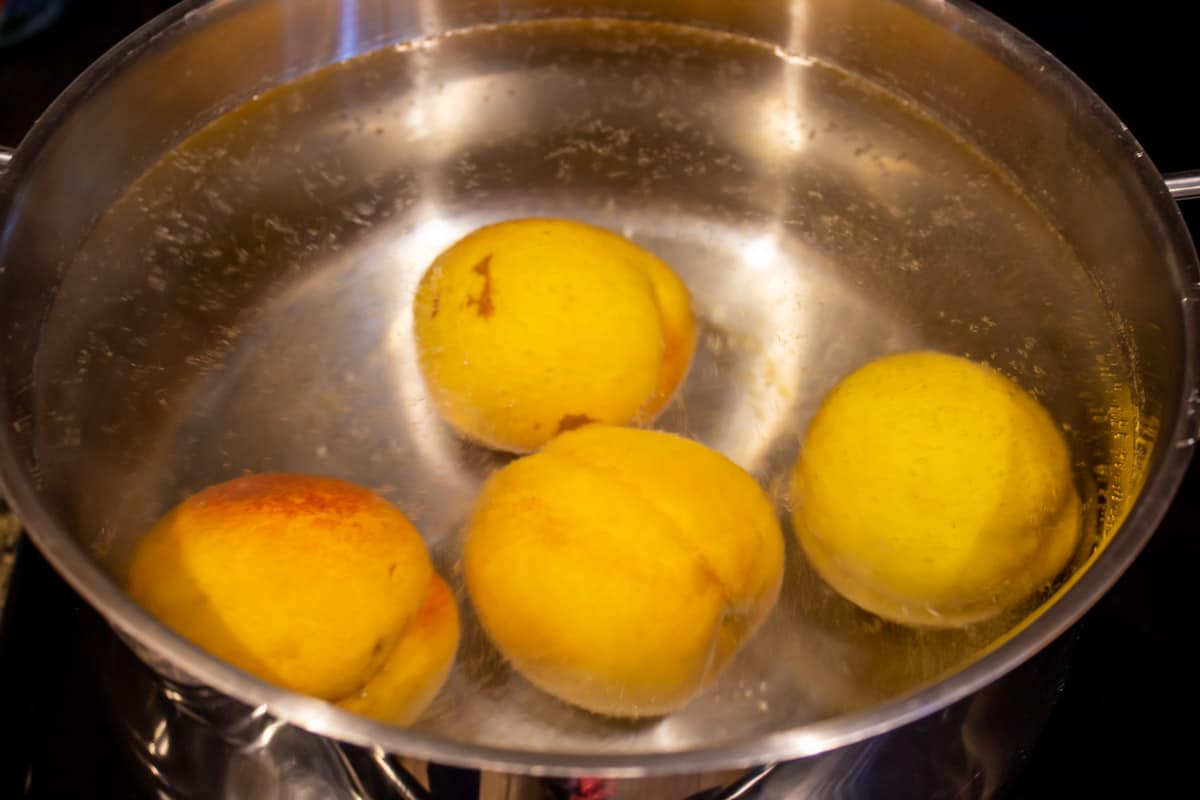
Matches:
[[1, 0, 1197, 778]]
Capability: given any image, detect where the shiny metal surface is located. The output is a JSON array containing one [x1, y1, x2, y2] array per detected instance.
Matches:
[[100, 615, 1071, 798], [0, 0, 1197, 782], [1166, 170, 1200, 200]]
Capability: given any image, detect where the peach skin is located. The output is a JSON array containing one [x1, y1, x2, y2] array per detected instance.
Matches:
[[413, 218, 697, 453], [125, 473, 459, 725], [463, 425, 784, 717]]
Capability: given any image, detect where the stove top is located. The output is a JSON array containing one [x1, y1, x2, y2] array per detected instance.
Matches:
[[2, 2, 1198, 797]]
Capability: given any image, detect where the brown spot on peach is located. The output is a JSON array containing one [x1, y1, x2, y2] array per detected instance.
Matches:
[[556, 413, 596, 434], [430, 295, 439, 319], [466, 254, 496, 319]]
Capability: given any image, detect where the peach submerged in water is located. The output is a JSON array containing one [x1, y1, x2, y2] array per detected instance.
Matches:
[[790, 351, 1083, 628], [413, 218, 697, 453], [464, 425, 785, 717], [124, 473, 459, 725]]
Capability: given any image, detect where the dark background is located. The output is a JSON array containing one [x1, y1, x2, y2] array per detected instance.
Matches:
[[2, 1, 1198, 797]]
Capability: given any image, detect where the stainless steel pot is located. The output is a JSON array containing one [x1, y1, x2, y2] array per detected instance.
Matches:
[[2, 1, 1198, 797]]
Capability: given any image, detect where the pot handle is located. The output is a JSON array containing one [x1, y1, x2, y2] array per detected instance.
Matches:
[[1165, 170, 1200, 201]]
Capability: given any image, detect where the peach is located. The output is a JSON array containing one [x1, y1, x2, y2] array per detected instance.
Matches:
[[413, 218, 696, 453], [124, 473, 459, 724], [464, 425, 784, 717], [790, 351, 1082, 627]]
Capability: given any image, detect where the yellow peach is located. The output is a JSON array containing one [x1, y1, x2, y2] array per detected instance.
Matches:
[[790, 351, 1082, 627], [125, 473, 458, 724], [338, 575, 459, 725], [413, 218, 696, 453], [464, 425, 784, 717]]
